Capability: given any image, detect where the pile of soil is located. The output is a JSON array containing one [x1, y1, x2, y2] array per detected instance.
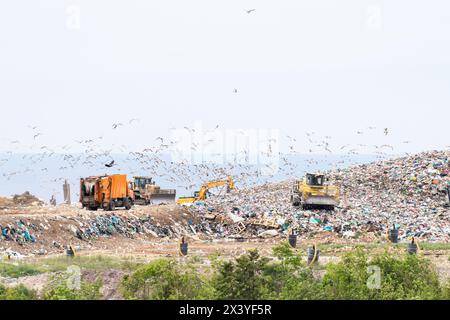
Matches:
[[0, 192, 44, 208]]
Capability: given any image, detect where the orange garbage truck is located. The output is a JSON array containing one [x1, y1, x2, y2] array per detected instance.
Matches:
[[80, 174, 134, 211]]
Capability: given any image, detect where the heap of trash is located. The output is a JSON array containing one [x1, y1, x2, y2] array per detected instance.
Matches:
[[0, 192, 44, 208], [1, 219, 37, 244], [0, 208, 229, 255], [68, 213, 226, 241], [189, 150, 450, 242]]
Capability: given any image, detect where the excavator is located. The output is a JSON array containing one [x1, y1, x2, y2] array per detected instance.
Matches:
[[176, 176, 235, 204], [290, 173, 339, 210]]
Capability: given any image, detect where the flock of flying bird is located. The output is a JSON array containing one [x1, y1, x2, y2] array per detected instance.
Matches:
[[0, 115, 410, 202], [0, 7, 422, 200]]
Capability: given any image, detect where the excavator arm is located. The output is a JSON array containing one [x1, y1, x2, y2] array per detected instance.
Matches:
[[177, 176, 235, 203], [198, 176, 235, 200]]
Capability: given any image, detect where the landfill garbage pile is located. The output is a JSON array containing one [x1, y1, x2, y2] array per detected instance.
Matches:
[[328, 150, 450, 242], [0, 206, 228, 256], [1, 219, 37, 244], [0, 192, 44, 208], [189, 150, 450, 242], [69, 213, 226, 241]]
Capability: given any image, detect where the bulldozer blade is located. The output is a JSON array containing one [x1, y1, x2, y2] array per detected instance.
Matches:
[[150, 193, 176, 204], [304, 196, 338, 206]]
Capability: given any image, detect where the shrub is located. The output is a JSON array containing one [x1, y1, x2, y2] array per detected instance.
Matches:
[[443, 281, 450, 300], [370, 251, 442, 299], [212, 249, 270, 300], [121, 258, 213, 300], [0, 284, 37, 300], [322, 248, 445, 300], [0, 262, 42, 278], [266, 242, 323, 300], [43, 273, 102, 300]]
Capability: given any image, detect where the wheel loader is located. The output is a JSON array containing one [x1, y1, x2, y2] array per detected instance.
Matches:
[[290, 173, 339, 210]]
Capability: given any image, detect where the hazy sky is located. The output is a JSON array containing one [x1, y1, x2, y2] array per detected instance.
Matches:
[[1, 0, 449, 154]]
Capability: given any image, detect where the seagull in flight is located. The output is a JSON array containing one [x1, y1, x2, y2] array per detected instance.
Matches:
[[245, 9, 256, 14], [105, 160, 115, 168]]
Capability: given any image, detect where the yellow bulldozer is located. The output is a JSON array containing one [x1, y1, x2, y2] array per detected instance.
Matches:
[[290, 173, 339, 210], [131, 176, 176, 205], [176, 176, 235, 204]]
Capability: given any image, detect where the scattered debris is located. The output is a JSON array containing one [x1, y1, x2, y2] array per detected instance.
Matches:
[[188, 150, 450, 242]]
